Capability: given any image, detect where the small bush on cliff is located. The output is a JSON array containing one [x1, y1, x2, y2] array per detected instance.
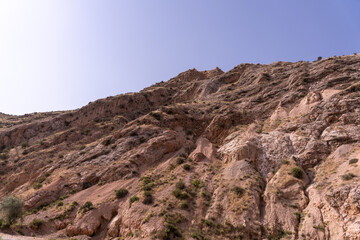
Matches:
[[21, 141, 28, 148], [29, 218, 44, 229], [291, 167, 303, 179], [0, 196, 24, 224], [115, 188, 129, 199], [349, 158, 358, 164], [175, 180, 185, 190], [232, 186, 244, 197], [183, 164, 191, 171], [172, 189, 189, 199], [0, 153, 8, 160], [78, 201, 94, 213], [142, 191, 153, 205], [162, 223, 182, 240], [130, 196, 139, 203], [342, 173, 356, 180]]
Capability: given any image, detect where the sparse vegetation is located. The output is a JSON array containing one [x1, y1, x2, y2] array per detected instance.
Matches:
[[130, 196, 139, 203], [291, 167, 303, 179], [349, 158, 358, 164], [142, 191, 153, 205], [180, 201, 189, 209], [113, 187, 128, 198], [29, 218, 45, 229], [0, 153, 8, 160], [21, 141, 28, 148], [172, 189, 189, 199], [341, 173, 356, 180], [175, 180, 185, 190], [162, 223, 182, 240], [313, 224, 325, 232], [232, 186, 244, 197], [0, 196, 24, 224], [176, 156, 185, 165], [78, 201, 94, 213], [183, 164, 191, 171], [192, 179, 204, 188]]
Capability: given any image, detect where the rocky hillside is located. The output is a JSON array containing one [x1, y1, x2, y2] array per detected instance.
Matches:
[[0, 54, 360, 240]]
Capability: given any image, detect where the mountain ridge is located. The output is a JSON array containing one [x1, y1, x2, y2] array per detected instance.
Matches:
[[0, 54, 360, 240]]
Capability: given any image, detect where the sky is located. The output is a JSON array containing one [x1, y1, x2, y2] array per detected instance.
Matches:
[[0, 1, 359, 115]]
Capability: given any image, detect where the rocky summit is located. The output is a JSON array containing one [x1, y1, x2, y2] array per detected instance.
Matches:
[[0, 54, 360, 240]]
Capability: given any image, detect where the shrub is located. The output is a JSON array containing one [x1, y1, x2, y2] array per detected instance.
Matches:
[[172, 189, 189, 200], [175, 180, 185, 190], [163, 223, 182, 240], [78, 201, 94, 213], [0, 153, 8, 160], [149, 112, 161, 120], [349, 158, 358, 164], [313, 224, 325, 232], [115, 188, 129, 199], [57, 201, 64, 207], [21, 141, 28, 148], [317, 56, 322, 61], [342, 173, 356, 180], [232, 186, 244, 197], [0, 218, 10, 229], [130, 196, 139, 203], [291, 167, 303, 179], [102, 139, 111, 146], [176, 157, 185, 165], [282, 160, 290, 165], [183, 164, 191, 171], [142, 191, 153, 205], [32, 182, 42, 189], [29, 218, 44, 229], [180, 201, 189, 209], [191, 180, 204, 188], [0, 196, 24, 224]]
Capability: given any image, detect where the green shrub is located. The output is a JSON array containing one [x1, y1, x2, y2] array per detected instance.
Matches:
[[349, 158, 358, 164], [180, 201, 189, 209], [0, 153, 8, 160], [172, 189, 189, 199], [232, 186, 244, 197], [291, 167, 303, 179], [21, 141, 28, 148], [0, 196, 24, 224], [115, 188, 128, 199], [175, 180, 185, 190], [78, 201, 94, 213], [29, 218, 44, 229], [176, 157, 185, 165], [191, 180, 204, 188], [142, 191, 153, 205], [183, 164, 191, 171], [342, 173, 356, 180], [313, 224, 325, 232], [162, 223, 182, 240], [0, 217, 10, 229], [142, 182, 154, 191], [130, 196, 139, 203], [32, 183, 42, 189], [102, 139, 111, 146]]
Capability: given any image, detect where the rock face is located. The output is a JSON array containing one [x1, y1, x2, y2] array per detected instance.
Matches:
[[0, 55, 360, 239]]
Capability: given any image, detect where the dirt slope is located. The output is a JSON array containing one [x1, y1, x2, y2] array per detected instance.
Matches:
[[0, 55, 360, 239]]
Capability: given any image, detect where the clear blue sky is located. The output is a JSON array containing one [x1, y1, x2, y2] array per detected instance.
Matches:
[[1, 0, 359, 115]]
